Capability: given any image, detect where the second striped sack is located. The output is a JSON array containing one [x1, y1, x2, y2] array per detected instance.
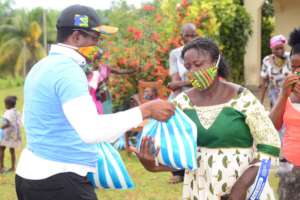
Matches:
[[87, 142, 134, 189]]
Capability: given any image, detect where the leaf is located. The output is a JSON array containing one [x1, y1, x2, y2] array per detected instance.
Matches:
[[236, 156, 241, 166], [222, 156, 229, 168], [235, 170, 239, 179], [208, 155, 213, 168], [230, 101, 237, 107], [209, 183, 214, 194], [222, 183, 228, 193], [183, 94, 189, 101], [197, 155, 201, 167], [217, 170, 222, 182], [218, 150, 224, 155], [243, 101, 251, 108]]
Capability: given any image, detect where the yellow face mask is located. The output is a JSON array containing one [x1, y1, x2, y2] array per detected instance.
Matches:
[[78, 46, 102, 63]]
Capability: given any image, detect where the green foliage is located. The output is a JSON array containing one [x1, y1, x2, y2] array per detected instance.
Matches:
[[0, 9, 46, 76], [0, 0, 12, 19], [0, 75, 24, 89], [211, 0, 252, 83], [102, 0, 253, 109], [28, 8, 59, 44], [261, 0, 275, 60]]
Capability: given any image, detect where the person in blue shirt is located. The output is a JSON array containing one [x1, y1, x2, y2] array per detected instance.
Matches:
[[15, 5, 174, 200]]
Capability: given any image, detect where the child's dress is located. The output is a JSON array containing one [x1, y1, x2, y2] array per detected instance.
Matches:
[[0, 108, 21, 148]]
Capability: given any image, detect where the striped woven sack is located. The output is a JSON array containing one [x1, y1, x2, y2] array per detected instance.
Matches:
[[138, 108, 197, 170], [87, 142, 134, 189]]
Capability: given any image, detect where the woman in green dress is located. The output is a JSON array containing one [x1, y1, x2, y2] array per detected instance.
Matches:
[[134, 38, 281, 200]]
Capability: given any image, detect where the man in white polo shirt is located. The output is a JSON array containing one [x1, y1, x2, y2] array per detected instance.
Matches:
[[15, 5, 174, 200]]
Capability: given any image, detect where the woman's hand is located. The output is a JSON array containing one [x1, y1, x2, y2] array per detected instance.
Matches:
[[129, 137, 172, 172], [167, 81, 183, 91], [281, 74, 300, 98], [167, 81, 191, 91], [129, 137, 160, 172], [293, 81, 300, 98]]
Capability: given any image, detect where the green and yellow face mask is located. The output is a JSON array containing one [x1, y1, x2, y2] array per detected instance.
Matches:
[[78, 45, 102, 64], [187, 55, 220, 91]]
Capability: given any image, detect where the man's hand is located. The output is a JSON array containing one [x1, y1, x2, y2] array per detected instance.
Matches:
[[140, 99, 175, 121]]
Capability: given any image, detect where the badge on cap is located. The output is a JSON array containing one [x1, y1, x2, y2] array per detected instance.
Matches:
[[74, 14, 89, 27]]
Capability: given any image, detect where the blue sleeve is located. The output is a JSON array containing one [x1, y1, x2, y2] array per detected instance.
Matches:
[[55, 64, 89, 104]]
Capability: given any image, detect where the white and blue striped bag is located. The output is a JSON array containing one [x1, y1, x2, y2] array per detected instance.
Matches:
[[87, 142, 134, 189], [138, 108, 197, 170]]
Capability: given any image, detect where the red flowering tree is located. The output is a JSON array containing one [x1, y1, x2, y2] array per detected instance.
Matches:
[[101, 0, 250, 110]]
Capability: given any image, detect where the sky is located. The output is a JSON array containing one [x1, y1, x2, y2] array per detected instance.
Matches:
[[13, 0, 151, 10]]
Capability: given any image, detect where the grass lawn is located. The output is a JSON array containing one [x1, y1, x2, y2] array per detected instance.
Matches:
[[0, 87, 279, 200]]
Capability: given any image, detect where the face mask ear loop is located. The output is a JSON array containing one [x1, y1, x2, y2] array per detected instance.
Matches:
[[215, 54, 221, 68]]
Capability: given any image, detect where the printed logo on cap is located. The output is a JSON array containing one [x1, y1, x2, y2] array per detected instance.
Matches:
[[74, 14, 89, 27]]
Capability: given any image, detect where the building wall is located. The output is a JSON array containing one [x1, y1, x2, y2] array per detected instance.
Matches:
[[274, 0, 300, 41], [244, 0, 264, 87]]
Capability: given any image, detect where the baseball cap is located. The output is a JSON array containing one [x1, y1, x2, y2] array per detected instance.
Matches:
[[56, 5, 118, 34]]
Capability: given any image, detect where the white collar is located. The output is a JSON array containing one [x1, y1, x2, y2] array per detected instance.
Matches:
[[49, 43, 86, 66]]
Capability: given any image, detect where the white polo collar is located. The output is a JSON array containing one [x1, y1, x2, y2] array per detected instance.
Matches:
[[49, 43, 86, 66]]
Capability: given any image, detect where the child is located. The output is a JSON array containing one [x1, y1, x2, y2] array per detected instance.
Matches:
[[0, 96, 21, 173]]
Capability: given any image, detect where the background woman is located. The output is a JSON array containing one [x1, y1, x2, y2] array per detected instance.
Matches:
[[270, 28, 300, 200], [259, 35, 291, 108]]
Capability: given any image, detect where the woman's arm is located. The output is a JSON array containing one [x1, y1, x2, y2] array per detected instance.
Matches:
[[269, 94, 288, 130], [259, 78, 268, 104], [167, 73, 191, 97], [228, 160, 259, 200], [269, 74, 299, 129]]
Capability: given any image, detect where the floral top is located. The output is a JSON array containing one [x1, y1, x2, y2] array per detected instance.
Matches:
[[261, 53, 291, 90], [173, 87, 280, 200]]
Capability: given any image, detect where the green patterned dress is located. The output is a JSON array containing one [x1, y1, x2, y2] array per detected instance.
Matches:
[[173, 87, 281, 200]]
